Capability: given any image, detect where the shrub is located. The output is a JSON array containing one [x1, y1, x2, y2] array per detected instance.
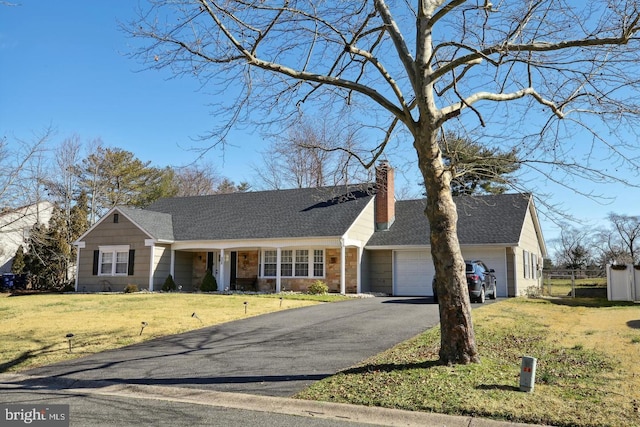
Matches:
[[162, 274, 177, 292], [200, 269, 217, 292], [307, 280, 329, 295], [61, 283, 75, 293], [124, 284, 139, 293]]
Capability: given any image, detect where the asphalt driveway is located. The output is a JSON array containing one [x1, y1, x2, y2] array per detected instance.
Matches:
[[25, 297, 444, 397]]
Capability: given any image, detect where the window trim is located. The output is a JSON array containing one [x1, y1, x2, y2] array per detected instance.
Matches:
[[260, 248, 325, 279], [98, 245, 130, 276]]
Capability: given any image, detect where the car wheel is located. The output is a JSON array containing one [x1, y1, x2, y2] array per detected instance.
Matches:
[[478, 287, 485, 303], [490, 285, 497, 300]]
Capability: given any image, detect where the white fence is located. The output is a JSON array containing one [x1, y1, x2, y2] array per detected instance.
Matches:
[[607, 265, 640, 302]]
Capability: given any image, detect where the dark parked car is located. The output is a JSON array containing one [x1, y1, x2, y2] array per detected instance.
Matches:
[[432, 260, 497, 303]]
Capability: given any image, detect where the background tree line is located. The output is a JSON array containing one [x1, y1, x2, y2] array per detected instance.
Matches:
[[548, 213, 640, 271], [4, 133, 249, 290]]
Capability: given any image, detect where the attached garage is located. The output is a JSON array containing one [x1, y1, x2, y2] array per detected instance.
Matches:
[[364, 194, 547, 298], [392, 248, 507, 297], [393, 250, 435, 296]]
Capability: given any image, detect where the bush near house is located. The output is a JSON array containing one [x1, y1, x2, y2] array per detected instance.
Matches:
[[200, 269, 217, 292], [307, 280, 329, 295], [123, 284, 139, 293], [162, 274, 177, 292]]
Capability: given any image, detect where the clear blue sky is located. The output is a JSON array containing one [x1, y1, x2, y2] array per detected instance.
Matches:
[[1, 2, 638, 248]]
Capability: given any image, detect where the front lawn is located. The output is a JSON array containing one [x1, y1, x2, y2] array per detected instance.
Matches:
[[0, 292, 348, 372], [296, 297, 640, 427]]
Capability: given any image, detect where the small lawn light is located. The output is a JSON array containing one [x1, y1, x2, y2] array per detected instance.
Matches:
[[279, 297, 283, 308], [191, 312, 203, 324], [65, 333, 74, 353], [243, 301, 248, 314], [140, 321, 148, 336]]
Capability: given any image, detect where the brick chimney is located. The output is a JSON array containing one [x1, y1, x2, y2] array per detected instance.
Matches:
[[375, 160, 395, 231]]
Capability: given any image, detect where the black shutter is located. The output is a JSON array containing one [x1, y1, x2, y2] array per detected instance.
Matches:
[[92, 250, 99, 275], [128, 249, 135, 276], [207, 252, 214, 273]]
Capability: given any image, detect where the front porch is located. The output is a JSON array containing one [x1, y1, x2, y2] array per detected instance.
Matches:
[[170, 247, 360, 294]]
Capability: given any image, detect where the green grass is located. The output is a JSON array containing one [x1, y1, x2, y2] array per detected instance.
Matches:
[[296, 298, 640, 427], [0, 292, 349, 372], [542, 277, 607, 297]]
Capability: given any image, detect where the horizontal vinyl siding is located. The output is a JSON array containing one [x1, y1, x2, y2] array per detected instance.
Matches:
[[153, 245, 172, 290], [364, 250, 393, 294], [76, 212, 151, 292], [344, 199, 375, 244]]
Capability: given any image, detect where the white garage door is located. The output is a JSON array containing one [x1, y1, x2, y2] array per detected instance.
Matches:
[[461, 248, 508, 298], [394, 251, 435, 296], [394, 248, 508, 297]]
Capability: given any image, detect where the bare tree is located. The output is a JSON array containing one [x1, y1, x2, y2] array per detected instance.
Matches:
[[43, 135, 83, 220], [128, 1, 640, 364], [0, 128, 51, 217], [255, 119, 372, 190], [174, 163, 223, 196], [551, 224, 593, 269], [608, 213, 640, 264], [592, 226, 631, 267]]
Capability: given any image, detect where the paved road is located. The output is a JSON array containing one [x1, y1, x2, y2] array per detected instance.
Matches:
[[24, 297, 444, 397]]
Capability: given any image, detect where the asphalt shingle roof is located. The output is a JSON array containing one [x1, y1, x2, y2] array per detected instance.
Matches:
[[141, 185, 375, 241], [118, 206, 174, 241], [366, 193, 532, 247]]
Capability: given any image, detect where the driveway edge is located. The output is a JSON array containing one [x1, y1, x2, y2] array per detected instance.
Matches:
[[1, 374, 542, 427]]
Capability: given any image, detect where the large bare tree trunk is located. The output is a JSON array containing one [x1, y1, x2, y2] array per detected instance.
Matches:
[[415, 128, 479, 364]]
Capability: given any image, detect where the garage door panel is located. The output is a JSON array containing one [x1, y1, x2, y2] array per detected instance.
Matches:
[[394, 251, 434, 296], [461, 248, 507, 298]]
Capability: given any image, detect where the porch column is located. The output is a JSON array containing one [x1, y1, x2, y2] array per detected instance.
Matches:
[[218, 248, 225, 292], [170, 250, 175, 278], [356, 245, 362, 294], [276, 247, 282, 293], [148, 245, 155, 291], [340, 238, 346, 294]]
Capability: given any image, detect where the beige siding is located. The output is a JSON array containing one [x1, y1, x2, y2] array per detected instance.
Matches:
[[344, 199, 375, 244], [513, 206, 544, 295], [76, 212, 151, 292], [363, 250, 393, 294], [173, 251, 194, 291], [152, 244, 172, 290]]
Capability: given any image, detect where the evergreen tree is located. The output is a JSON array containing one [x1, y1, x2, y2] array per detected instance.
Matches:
[[11, 245, 26, 274], [23, 223, 48, 289], [79, 147, 176, 222], [439, 133, 520, 196]]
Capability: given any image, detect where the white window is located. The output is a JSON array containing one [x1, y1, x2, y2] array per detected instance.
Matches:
[[281, 250, 293, 277], [313, 250, 324, 277], [99, 246, 130, 276], [531, 253, 538, 279], [295, 250, 309, 276], [260, 248, 325, 278], [523, 250, 530, 279], [263, 250, 277, 277]]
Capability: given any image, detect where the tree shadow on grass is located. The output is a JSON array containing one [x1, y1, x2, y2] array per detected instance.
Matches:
[[339, 360, 442, 375], [542, 297, 637, 308], [0, 344, 58, 373], [627, 320, 640, 329], [476, 384, 520, 392]]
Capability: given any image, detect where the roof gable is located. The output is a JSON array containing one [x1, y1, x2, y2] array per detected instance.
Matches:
[[366, 193, 534, 247], [117, 207, 175, 241], [145, 185, 374, 241]]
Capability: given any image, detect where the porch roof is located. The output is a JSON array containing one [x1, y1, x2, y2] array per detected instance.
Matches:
[[143, 185, 374, 241]]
